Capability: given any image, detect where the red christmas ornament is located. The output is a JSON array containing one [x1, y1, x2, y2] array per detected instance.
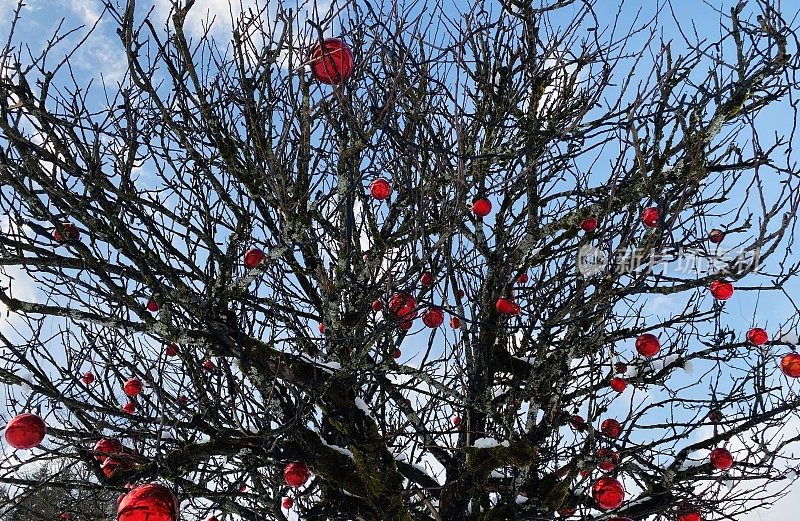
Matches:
[[309, 38, 354, 85], [207, 517, 219, 521], [614, 362, 628, 374], [581, 217, 598, 232], [101, 455, 136, 477], [202, 359, 215, 371], [393, 348, 402, 359], [399, 320, 413, 330], [635, 333, 660, 357], [4, 413, 46, 449], [146, 299, 160, 312], [318, 323, 325, 334], [284, 462, 310, 488], [517, 273, 529, 283], [388, 292, 417, 319], [94, 437, 124, 463], [641, 207, 660, 228], [123, 378, 143, 397], [495, 297, 520, 315], [123, 402, 136, 414], [243, 248, 266, 269], [282, 497, 294, 509], [420, 272, 434, 286], [369, 178, 392, 200], [239, 484, 247, 492], [706, 409, 723, 422], [422, 307, 444, 328], [592, 477, 625, 510], [82, 372, 95, 384], [569, 415, 586, 431], [449, 316, 461, 329], [52, 222, 80, 244], [471, 198, 492, 217], [557, 507, 576, 518], [60, 513, 72, 520], [453, 416, 460, 427], [597, 448, 619, 472], [371, 300, 382, 312], [579, 469, 590, 478], [746, 328, 769, 346], [709, 280, 733, 300], [708, 228, 725, 244], [677, 510, 702, 521], [781, 353, 800, 378], [610, 377, 627, 393], [166, 344, 178, 357], [117, 483, 179, 521], [710, 447, 734, 470], [456, 289, 465, 299], [601, 418, 622, 439], [178, 395, 188, 406]]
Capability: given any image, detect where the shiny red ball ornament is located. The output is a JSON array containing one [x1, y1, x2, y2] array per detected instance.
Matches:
[[641, 207, 660, 228], [614, 362, 628, 374], [244, 247, 266, 269], [707, 409, 723, 422], [52, 222, 80, 244], [517, 273, 529, 283], [123, 402, 136, 414], [166, 344, 178, 357], [569, 415, 586, 431], [94, 437, 124, 463], [449, 316, 461, 329], [496, 297, 520, 315], [592, 477, 624, 510], [456, 289, 465, 299], [82, 372, 95, 384], [101, 455, 136, 477], [601, 418, 622, 439], [399, 320, 413, 330], [117, 483, 179, 521], [146, 299, 160, 312], [282, 497, 294, 509], [746, 327, 769, 346], [393, 348, 402, 359], [710, 447, 734, 470], [207, 517, 219, 521], [422, 307, 444, 328], [709, 280, 733, 300], [781, 353, 800, 378], [388, 292, 417, 319], [581, 217, 598, 232], [579, 469, 590, 478], [371, 300, 382, 312], [318, 323, 325, 334], [123, 378, 143, 397], [708, 228, 725, 244], [4, 413, 46, 449], [557, 507, 576, 518], [60, 513, 72, 520], [369, 178, 392, 200], [309, 38, 354, 85], [677, 510, 702, 521], [284, 462, 310, 488], [202, 359, 215, 371], [597, 448, 619, 472], [610, 377, 627, 393], [635, 333, 660, 357], [471, 198, 492, 217], [453, 416, 460, 427], [420, 272, 434, 286], [178, 395, 188, 406]]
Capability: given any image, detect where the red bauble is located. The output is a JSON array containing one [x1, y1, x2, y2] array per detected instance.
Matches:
[[101, 455, 135, 477], [399, 320, 413, 331], [641, 207, 660, 228], [708, 229, 725, 244], [4, 413, 46, 449], [601, 418, 622, 439], [569, 415, 586, 431], [709, 280, 733, 300], [369, 178, 392, 200], [453, 416, 460, 427], [610, 377, 627, 393], [456, 289, 465, 299], [746, 327, 769, 346], [123, 402, 136, 414], [579, 469, 590, 478], [471, 198, 492, 217], [309, 38, 354, 85], [614, 362, 628, 374], [393, 348, 402, 359], [581, 217, 598, 232], [678, 510, 702, 521], [202, 359, 215, 371], [557, 507, 576, 517], [60, 513, 72, 520], [706, 409, 723, 422], [52, 222, 80, 244], [371, 300, 382, 312], [284, 462, 310, 488], [449, 316, 461, 329], [146, 299, 160, 312], [318, 323, 325, 334], [124, 378, 143, 397], [178, 395, 188, 406], [710, 447, 733, 470], [282, 497, 294, 509], [422, 307, 444, 328], [517, 273, 529, 283], [117, 483, 179, 521], [420, 272, 434, 286], [496, 297, 520, 315], [388, 292, 417, 319], [166, 344, 178, 357], [207, 517, 219, 521], [592, 477, 624, 510], [635, 333, 660, 357], [781, 353, 800, 378], [82, 372, 95, 384], [94, 437, 124, 463], [244, 247, 266, 269], [597, 448, 619, 472]]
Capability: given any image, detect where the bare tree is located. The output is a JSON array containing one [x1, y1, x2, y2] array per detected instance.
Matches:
[[1, 0, 800, 519]]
